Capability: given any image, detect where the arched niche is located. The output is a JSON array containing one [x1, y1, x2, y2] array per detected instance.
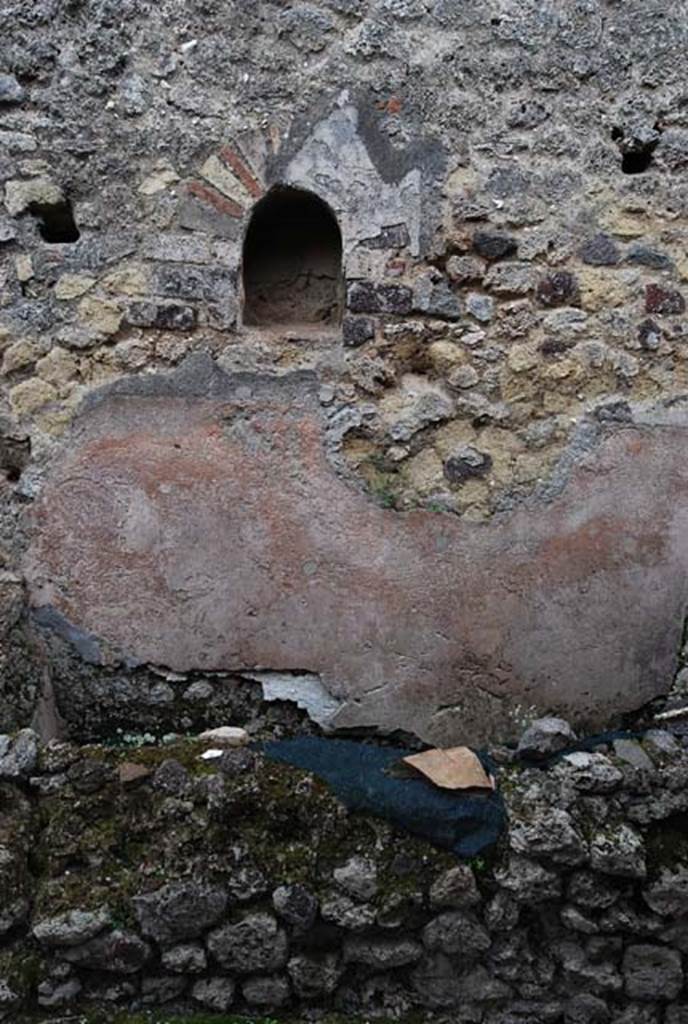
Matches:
[[241, 185, 343, 327]]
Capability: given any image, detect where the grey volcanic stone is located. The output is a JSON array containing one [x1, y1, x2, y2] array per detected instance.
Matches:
[[0, 729, 38, 779], [510, 807, 588, 866], [590, 825, 646, 879], [517, 717, 577, 758], [37, 977, 82, 1008], [627, 244, 672, 269], [67, 758, 116, 794], [333, 855, 378, 900], [192, 977, 235, 1012], [557, 752, 624, 792], [133, 880, 227, 943], [496, 855, 562, 902], [580, 234, 620, 266], [612, 739, 654, 772], [343, 316, 375, 347], [242, 973, 290, 1008], [61, 929, 151, 974], [348, 281, 413, 315], [565, 992, 610, 1023], [0, 219, 17, 243], [413, 275, 462, 320], [443, 444, 492, 483], [161, 942, 207, 973], [465, 292, 494, 322], [411, 953, 510, 1008], [152, 759, 192, 796], [127, 301, 197, 331], [484, 891, 520, 931], [565, 868, 622, 909], [343, 935, 423, 968], [320, 892, 376, 930], [643, 867, 688, 917], [0, 74, 24, 105], [272, 884, 318, 929], [411, 952, 464, 1008], [473, 230, 517, 261], [643, 730, 679, 757], [278, 5, 335, 52], [430, 864, 480, 908], [287, 953, 343, 998], [33, 908, 111, 947], [0, 896, 28, 937], [422, 910, 490, 957], [553, 939, 622, 995], [141, 975, 187, 1004], [560, 904, 598, 934], [622, 944, 683, 1001], [207, 913, 288, 973], [0, 980, 17, 1021]]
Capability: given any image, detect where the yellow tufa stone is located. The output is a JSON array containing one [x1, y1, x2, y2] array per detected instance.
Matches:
[[14, 254, 33, 282], [9, 377, 57, 416], [34, 404, 74, 437], [54, 273, 96, 300], [457, 478, 490, 513], [35, 347, 79, 387], [3, 177, 64, 216], [101, 263, 149, 296], [402, 447, 444, 495], [200, 154, 251, 206], [1, 338, 40, 375], [78, 295, 122, 336], [507, 344, 539, 373], [427, 339, 465, 374], [600, 209, 648, 238], [433, 419, 477, 457], [578, 268, 627, 312], [543, 358, 579, 383], [137, 166, 180, 196]]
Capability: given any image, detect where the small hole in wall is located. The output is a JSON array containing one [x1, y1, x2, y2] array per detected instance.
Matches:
[[242, 186, 343, 327], [29, 198, 80, 243], [621, 148, 655, 174], [611, 125, 661, 175]]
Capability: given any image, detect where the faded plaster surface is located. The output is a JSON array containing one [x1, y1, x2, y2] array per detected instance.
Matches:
[[278, 99, 425, 259], [23, 356, 688, 745]]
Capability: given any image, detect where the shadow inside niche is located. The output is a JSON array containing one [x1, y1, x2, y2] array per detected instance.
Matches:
[[242, 186, 343, 327]]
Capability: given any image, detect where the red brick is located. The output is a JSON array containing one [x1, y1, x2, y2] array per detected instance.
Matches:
[[219, 145, 263, 199], [187, 180, 243, 218]]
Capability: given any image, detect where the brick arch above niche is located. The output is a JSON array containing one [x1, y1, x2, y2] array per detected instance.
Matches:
[[178, 97, 430, 334]]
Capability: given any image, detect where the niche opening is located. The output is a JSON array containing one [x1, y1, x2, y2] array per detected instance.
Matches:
[[242, 186, 343, 327], [29, 198, 80, 243]]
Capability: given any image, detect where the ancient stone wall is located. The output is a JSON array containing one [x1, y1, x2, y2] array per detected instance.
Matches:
[[3, 0, 688, 738], [2, 724, 688, 1022]]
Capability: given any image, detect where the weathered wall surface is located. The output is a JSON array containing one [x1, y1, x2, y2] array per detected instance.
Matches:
[[2, 726, 688, 1022], [3, 0, 688, 738], [21, 356, 688, 744]]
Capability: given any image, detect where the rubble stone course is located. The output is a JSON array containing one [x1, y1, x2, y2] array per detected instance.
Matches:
[[0, 727, 686, 1019]]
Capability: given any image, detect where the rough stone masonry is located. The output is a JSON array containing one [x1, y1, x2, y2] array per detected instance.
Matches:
[[2, 722, 688, 1021], [3, 0, 688, 740]]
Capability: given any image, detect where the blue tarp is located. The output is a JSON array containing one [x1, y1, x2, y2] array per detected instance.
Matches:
[[261, 736, 506, 858]]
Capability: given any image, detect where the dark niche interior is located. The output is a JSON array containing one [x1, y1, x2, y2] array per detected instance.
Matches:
[[242, 186, 343, 327]]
